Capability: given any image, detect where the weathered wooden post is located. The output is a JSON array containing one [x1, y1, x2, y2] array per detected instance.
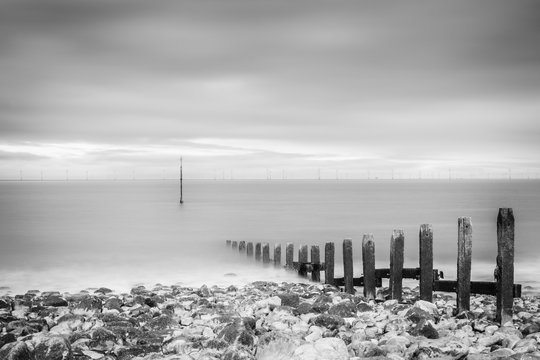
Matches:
[[389, 230, 404, 301], [311, 245, 321, 282], [419, 224, 434, 302], [362, 234, 376, 300], [262, 243, 270, 264], [247, 242, 254, 257], [496, 208, 514, 324], [226, 240, 232, 247], [239, 241, 246, 253], [232, 241, 238, 250], [457, 217, 472, 313], [325, 242, 335, 286], [343, 239, 354, 294], [274, 244, 281, 267], [298, 245, 309, 277], [255, 243, 262, 261], [286, 243, 294, 269]]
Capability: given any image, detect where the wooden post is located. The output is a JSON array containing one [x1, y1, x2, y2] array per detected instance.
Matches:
[[311, 245, 321, 282], [457, 217, 472, 313], [232, 241, 238, 250], [274, 244, 281, 267], [496, 208, 514, 325], [246, 242, 254, 257], [298, 245, 308, 277], [239, 241, 246, 253], [419, 224, 434, 302], [226, 240, 232, 247], [262, 243, 270, 264], [343, 239, 354, 294], [255, 243, 262, 261], [389, 230, 404, 301], [325, 242, 335, 286], [286, 243, 294, 269], [362, 234, 376, 300]]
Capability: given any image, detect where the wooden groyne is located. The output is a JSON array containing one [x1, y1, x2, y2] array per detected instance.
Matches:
[[226, 208, 520, 325]]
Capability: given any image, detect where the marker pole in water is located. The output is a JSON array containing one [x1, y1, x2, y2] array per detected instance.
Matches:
[[179, 157, 184, 204]]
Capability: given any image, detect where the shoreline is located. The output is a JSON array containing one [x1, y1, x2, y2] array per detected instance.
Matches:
[[1, 282, 540, 360]]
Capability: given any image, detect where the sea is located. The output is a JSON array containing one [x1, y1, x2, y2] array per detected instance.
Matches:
[[1, 179, 539, 296]]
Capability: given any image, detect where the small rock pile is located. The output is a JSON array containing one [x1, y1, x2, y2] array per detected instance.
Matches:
[[1, 282, 540, 359]]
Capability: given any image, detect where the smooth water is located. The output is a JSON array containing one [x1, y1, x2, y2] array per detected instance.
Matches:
[[1, 180, 539, 295]]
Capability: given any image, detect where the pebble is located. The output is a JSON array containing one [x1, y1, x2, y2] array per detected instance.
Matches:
[[1, 283, 540, 359]]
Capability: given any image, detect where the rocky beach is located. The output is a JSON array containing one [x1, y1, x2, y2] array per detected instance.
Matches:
[[1, 281, 540, 360]]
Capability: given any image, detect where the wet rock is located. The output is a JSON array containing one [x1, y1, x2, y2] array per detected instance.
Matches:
[[74, 296, 102, 312], [356, 302, 373, 313], [103, 297, 123, 312], [328, 301, 357, 317], [0, 298, 12, 310], [311, 295, 333, 313], [217, 320, 255, 347], [278, 293, 300, 308], [94, 287, 113, 295], [42, 295, 68, 308], [415, 336, 469, 359], [0, 341, 33, 360], [145, 314, 177, 331], [310, 314, 345, 330], [222, 346, 255, 360]]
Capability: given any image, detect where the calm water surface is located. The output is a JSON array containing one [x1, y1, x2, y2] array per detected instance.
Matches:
[[1, 180, 539, 295]]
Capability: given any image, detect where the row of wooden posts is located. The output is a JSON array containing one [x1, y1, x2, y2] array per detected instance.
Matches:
[[226, 208, 520, 325]]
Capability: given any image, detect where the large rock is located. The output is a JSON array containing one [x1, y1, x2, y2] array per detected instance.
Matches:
[[0, 341, 33, 360], [415, 336, 469, 359], [217, 319, 255, 348], [74, 296, 102, 312], [34, 335, 72, 360], [277, 293, 300, 308], [292, 337, 348, 360], [42, 296, 68, 308]]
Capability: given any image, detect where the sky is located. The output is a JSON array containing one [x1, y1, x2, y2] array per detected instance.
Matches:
[[1, 0, 540, 180]]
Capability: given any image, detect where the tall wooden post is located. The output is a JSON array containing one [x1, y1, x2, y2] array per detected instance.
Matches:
[[246, 242, 254, 257], [262, 243, 270, 264], [390, 230, 404, 301], [232, 241, 238, 250], [311, 245, 321, 282], [343, 239, 354, 294], [325, 242, 335, 286], [255, 243, 262, 261], [226, 240, 232, 247], [239, 241, 246, 253], [274, 244, 281, 267], [457, 217, 472, 313], [496, 208, 514, 324], [299, 245, 308, 277], [419, 224, 434, 302], [286, 243, 294, 269], [362, 234, 376, 300]]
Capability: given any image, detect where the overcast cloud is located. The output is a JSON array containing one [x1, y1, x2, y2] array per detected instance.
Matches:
[[1, 0, 539, 179]]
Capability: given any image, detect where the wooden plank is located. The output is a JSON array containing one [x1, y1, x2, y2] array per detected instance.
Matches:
[[497, 208, 515, 324], [239, 241, 246, 253], [434, 280, 521, 297], [286, 243, 294, 269], [343, 239, 354, 294], [419, 224, 434, 302], [325, 242, 335, 286], [390, 230, 404, 301], [311, 245, 321, 282], [255, 242, 262, 261], [246, 242, 254, 257], [362, 234, 376, 300], [262, 242, 270, 264], [457, 217, 473, 313], [274, 244, 281, 267]]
